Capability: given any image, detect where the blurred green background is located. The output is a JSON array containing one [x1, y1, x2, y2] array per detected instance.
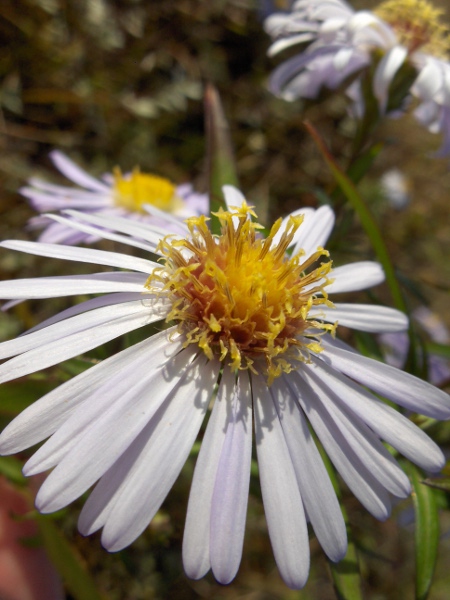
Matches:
[[0, 0, 450, 598]]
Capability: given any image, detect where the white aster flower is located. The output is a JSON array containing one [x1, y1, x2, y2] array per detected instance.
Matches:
[[265, 0, 450, 153], [22, 150, 209, 245], [0, 186, 448, 589]]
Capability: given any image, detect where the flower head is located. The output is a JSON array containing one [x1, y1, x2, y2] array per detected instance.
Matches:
[[22, 150, 209, 245], [0, 186, 448, 588], [265, 0, 450, 153]]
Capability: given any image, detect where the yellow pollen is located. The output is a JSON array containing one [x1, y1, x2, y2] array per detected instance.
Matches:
[[375, 0, 450, 58], [113, 167, 181, 214], [147, 203, 335, 384]]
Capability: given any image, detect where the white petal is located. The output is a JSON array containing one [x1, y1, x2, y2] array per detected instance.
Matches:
[[62, 209, 177, 244], [182, 368, 236, 580], [210, 372, 252, 584], [287, 371, 392, 520], [373, 46, 408, 113], [321, 337, 450, 419], [292, 205, 335, 259], [0, 272, 148, 301], [267, 33, 317, 57], [50, 151, 110, 192], [309, 355, 445, 472], [0, 240, 158, 274], [309, 303, 409, 332], [79, 356, 220, 550], [0, 298, 164, 360], [222, 186, 247, 210], [300, 364, 411, 498], [33, 342, 193, 512], [270, 208, 315, 249], [47, 213, 159, 253], [270, 378, 347, 562], [25, 334, 183, 474], [24, 292, 157, 334], [326, 261, 384, 293], [253, 375, 310, 589], [0, 330, 177, 454], [0, 304, 160, 384]]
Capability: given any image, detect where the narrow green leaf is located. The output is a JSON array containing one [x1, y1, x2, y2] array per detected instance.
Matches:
[[317, 440, 363, 600], [421, 477, 450, 493], [304, 120, 406, 314], [426, 342, 450, 361], [0, 456, 26, 485], [407, 463, 440, 600], [345, 142, 383, 186], [204, 83, 239, 233], [0, 379, 55, 415], [37, 515, 105, 600]]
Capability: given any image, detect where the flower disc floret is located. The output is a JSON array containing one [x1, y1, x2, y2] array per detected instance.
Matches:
[[148, 204, 335, 382], [113, 167, 182, 213], [375, 0, 450, 58]]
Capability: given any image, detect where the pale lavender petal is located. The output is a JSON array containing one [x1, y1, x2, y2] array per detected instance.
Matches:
[[78, 356, 220, 549], [321, 336, 450, 419], [0, 272, 149, 301], [222, 185, 247, 210], [183, 368, 236, 580], [270, 377, 347, 562], [0, 305, 159, 384], [210, 372, 252, 584], [62, 208, 178, 242], [0, 240, 158, 274], [47, 213, 160, 253], [253, 374, 310, 589], [34, 343, 194, 511], [287, 370, 392, 520], [270, 208, 315, 249], [300, 364, 411, 498], [373, 46, 408, 113], [292, 205, 335, 259], [326, 261, 384, 293], [309, 303, 409, 332], [309, 355, 445, 472], [0, 297, 164, 359], [24, 292, 158, 334], [50, 150, 110, 192], [0, 330, 177, 454]]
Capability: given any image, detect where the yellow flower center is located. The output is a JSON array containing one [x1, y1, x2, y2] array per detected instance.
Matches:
[[147, 204, 335, 383], [375, 0, 450, 58], [113, 167, 182, 214]]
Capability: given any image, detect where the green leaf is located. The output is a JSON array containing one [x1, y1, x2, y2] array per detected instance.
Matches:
[[304, 120, 406, 314], [0, 379, 55, 415], [317, 440, 363, 600], [421, 477, 450, 493], [346, 143, 383, 186], [407, 463, 440, 600], [329, 541, 363, 600], [0, 456, 26, 485], [426, 342, 450, 361], [204, 83, 239, 233], [37, 515, 105, 600]]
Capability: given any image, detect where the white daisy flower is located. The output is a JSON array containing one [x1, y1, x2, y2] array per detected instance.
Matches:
[[265, 0, 450, 152], [21, 150, 209, 245], [0, 186, 448, 589]]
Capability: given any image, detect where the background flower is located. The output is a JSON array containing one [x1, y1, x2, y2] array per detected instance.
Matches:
[[22, 151, 209, 245], [265, 0, 450, 152]]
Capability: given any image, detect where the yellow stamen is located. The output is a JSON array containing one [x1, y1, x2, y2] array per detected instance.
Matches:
[[113, 167, 181, 214], [147, 203, 335, 384], [375, 0, 450, 58]]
